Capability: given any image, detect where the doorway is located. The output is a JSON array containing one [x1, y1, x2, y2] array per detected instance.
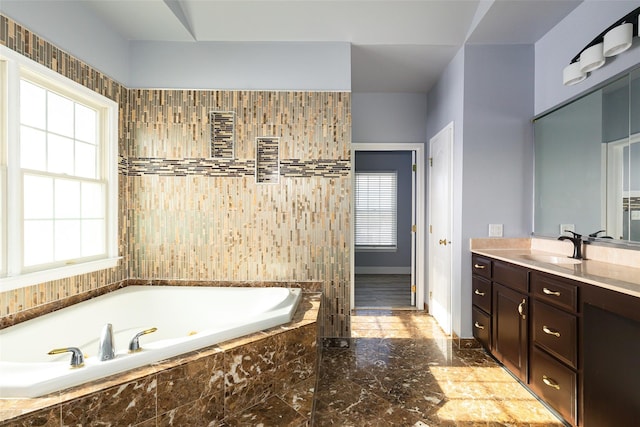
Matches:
[[351, 143, 425, 310]]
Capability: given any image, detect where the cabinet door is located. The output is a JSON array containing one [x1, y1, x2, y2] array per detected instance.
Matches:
[[493, 283, 528, 382]]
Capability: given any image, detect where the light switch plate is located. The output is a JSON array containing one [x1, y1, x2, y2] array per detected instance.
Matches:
[[488, 224, 503, 237], [560, 224, 575, 235]]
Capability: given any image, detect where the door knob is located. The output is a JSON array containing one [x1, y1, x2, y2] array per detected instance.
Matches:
[[439, 239, 448, 246]]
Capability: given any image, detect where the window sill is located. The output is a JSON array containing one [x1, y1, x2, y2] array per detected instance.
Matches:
[[0, 257, 122, 292], [355, 247, 398, 253]]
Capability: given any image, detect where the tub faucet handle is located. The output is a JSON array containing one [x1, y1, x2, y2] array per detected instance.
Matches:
[[48, 347, 85, 368], [128, 327, 158, 353]]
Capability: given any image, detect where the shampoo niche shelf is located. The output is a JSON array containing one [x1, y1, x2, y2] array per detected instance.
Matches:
[[209, 111, 235, 159], [256, 137, 280, 184]]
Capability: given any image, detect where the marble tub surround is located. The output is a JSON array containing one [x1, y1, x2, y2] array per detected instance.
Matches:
[[471, 237, 640, 298], [0, 293, 320, 426], [313, 310, 565, 426]]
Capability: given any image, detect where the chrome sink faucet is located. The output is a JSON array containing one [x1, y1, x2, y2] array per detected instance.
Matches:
[[558, 230, 583, 260], [97, 323, 116, 361]]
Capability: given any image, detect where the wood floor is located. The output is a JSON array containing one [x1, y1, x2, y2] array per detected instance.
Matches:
[[354, 274, 413, 308]]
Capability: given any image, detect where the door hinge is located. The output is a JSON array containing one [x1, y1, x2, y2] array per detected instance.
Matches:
[[429, 157, 433, 167], [429, 291, 433, 299], [411, 285, 416, 293], [412, 224, 417, 233], [412, 164, 417, 172], [429, 224, 432, 234]]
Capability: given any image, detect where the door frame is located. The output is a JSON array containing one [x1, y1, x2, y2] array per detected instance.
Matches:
[[350, 143, 425, 311]]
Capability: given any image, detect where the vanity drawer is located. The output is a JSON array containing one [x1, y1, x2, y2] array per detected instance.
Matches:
[[472, 255, 492, 279], [530, 346, 577, 426], [532, 301, 577, 368], [472, 276, 492, 314], [472, 306, 491, 350], [531, 272, 578, 313], [493, 260, 528, 292]]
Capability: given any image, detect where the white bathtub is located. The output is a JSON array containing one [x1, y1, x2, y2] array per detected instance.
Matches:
[[0, 285, 302, 398]]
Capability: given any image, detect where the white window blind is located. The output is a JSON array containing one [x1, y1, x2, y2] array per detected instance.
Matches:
[[355, 171, 397, 249]]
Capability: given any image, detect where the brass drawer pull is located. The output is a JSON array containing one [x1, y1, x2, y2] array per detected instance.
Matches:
[[474, 289, 485, 297], [474, 321, 485, 330], [542, 287, 561, 297], [517, 299, 526, 320], [473, 264, 485, 269], [542, 325, 561, 338], [542, 375, 560, 390]]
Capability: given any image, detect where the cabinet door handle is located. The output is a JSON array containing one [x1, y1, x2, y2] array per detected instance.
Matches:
[[542, 325, 561, 338], [474, 321, 485, 330], [517, 299, 526, 320], [542, 375, 560, 390], [542, 287, 561, 297], [474, 289, 485, 296], [473, 264, 485, 269]]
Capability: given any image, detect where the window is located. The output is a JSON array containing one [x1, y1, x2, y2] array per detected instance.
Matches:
[[355, 171, 397, 250], [0, 49, 118, 291]]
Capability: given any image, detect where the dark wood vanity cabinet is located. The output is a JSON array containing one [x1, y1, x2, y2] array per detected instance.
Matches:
[[529, 272, 579, 426], [471, 255, 492, 350], [471, 256, 529, 382], [472, 253, 640, 427], [581, 283, 640, 427], [491, 260, 529, 383]]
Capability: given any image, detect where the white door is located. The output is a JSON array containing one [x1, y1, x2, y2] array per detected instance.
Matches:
[[429, 123, 453, 334]]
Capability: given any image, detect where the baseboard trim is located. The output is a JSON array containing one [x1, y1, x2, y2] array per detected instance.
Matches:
[[354, 267, 411, 275]]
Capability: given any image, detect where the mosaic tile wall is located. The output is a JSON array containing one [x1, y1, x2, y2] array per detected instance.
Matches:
[[127, 90, 352, 337], [0, 15, 129, 318], [1, 14, 353, 337]]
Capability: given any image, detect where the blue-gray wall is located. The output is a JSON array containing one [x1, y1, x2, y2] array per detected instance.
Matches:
[[535, 1, 640, 115], [354, 151, 413, 272], [0, 0, 130, 83], [427, 44, 534, 339], [128, 41, 351, 90], [426, 47, 465, 336], [352, 93, 427, 143], [0, 4, 351, 91]]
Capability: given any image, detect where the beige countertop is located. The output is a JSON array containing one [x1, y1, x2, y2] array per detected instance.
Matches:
[[470, 238, 640, 299]]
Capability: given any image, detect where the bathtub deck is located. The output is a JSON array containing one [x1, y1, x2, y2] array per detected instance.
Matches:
[[0, 290, 320, 427]]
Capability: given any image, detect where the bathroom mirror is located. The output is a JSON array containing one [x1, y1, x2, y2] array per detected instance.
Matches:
[[534, 66, 640, 244]]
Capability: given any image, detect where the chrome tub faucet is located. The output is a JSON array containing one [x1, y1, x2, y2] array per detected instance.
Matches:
[[97, 323, 116, 361]]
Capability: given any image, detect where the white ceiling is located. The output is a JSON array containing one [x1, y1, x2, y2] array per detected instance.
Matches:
[[78, 0, 582, 93]]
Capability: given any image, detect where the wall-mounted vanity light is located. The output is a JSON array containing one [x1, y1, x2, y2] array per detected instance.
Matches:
[[563, 6, 639, 86]]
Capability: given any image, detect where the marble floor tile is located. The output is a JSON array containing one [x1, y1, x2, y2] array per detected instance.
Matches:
[[312, 311, 566, 426]]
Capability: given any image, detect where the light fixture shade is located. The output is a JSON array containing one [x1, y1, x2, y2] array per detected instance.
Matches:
[[563, 61, 587, 86], [580, 43, 605, 73], [603, 23, 633, 57]]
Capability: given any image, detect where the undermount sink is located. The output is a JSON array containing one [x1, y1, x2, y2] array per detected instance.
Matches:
[[519, 254, 582, 265]]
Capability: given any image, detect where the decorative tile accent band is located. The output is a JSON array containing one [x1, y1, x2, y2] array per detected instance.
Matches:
[[122, 157, 350, 177], [126, 157, 255, 177], [256, 137, 280, 184], [280, 159, 351, 177], [210, 111, 235, 159]]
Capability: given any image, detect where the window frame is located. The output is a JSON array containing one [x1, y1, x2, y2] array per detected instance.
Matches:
[[0, 48, 119, 292], [354, 170, 398, 252]]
